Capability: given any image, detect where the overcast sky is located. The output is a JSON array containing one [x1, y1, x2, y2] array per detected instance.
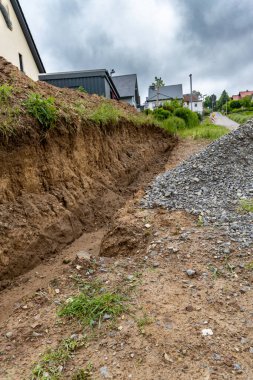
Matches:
[[20, 0, 253, 103]]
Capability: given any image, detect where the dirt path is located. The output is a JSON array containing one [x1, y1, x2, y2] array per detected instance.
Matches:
[[1, 138, 253, 380]]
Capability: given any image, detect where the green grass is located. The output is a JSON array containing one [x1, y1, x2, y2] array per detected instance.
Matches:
[[58, 291, 125, 327], [71, 364, 93, 380], [24, 93, 57, 130], [136, 313, 153, 333], [239, 198, 253, 213], [0, 84, 13, 102], [31, 336, 86, 380], [160, 117, 229, 140], [90, 103, 122, 125], [228, 111, 253, 124]]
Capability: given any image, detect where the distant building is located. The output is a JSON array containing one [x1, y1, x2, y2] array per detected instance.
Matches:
[[112, 74, 140, 108], [183, 94, 203, 114], [39, 69, 119, 100], [0, 0, 45, 80], [231, 90, 253, 101], [145, 84, 183, 110]]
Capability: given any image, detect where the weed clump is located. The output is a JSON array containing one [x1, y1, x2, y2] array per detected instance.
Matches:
[[31, 336, 86, 380], [239, 198, 253, 213], [58, 291, 125, 327], [0, 84, 13, 102], [24, 93, 57, 130], [90, 103, 121, 125]]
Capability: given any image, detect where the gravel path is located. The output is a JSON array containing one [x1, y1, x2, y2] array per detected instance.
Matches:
[[142, 122, 253, 247], [212, 112, 239, 130]]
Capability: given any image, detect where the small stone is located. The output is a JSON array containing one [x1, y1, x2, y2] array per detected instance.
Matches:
[[164, 353, 173, 362], [249, 347, 253, 354], [202, 328, 213, 336], [100, 366, 110, 378], [212, 353, 221, 361], [130, 353, 135, 358], [186, 269, 196, 277], [6, 332, 13, 339], [76, 265, 82, 270], [76, 251, 91, 261], [185, 305, 194, 312], [145, 223, 151, 228], [118, 326, 123, 331], [55, 289, 60, 294], [63, 258, 71, 264], [153, 262, 159, 268], [103, 314, 111, 321], [127, 275, 134, 281], [233, 363, 242, 371]]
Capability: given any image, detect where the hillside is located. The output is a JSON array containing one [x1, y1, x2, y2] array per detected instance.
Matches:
[[0, 58, 176, 288]]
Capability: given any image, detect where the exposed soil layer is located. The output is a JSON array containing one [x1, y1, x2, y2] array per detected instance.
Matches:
[[0, 58, 177, 287], [0, 119, 176, 287]]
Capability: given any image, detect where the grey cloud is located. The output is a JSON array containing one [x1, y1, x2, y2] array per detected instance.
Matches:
[[20, 0, 253, 100]]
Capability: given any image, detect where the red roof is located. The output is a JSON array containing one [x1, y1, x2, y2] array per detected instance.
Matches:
[[232, 95, 240, 100], [239, 91, 253, 98]]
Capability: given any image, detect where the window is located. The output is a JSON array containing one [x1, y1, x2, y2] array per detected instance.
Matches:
[[195, 103, 197, 107], [19, 53, 24, 72]]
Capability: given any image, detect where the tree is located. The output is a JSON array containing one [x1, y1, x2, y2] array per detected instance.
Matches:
[[241, 95, 252, 108], [217, 90, 230, 111], [203, 96, 211, 109], [151, 77, 165, 107], [192, 90, 202, 100]]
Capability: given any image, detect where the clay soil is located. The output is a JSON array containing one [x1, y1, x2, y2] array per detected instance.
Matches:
[[2, 138, 253, 380]]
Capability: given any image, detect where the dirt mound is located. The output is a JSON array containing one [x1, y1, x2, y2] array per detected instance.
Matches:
[[0, 59, 177, 288]]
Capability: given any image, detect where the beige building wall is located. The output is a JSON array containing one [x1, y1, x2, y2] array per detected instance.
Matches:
[[0, 0, 40, 80]]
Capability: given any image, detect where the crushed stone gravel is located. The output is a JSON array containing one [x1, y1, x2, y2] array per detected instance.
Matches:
[[142, 122, 253, 247]]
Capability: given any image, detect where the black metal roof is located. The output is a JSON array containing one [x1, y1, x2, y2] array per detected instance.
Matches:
[[147, 84, 183, 101], [39, 69, 120, 98], [10, 0, 45, 73]]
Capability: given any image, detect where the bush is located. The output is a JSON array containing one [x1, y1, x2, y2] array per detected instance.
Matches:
[[230, 100, 242, 109], [162, 116, 186, 133], [153, 108, 171, 120], [24, 93, 57, 130], [0, 84, 13, 102], [174, 107, 199, 128]]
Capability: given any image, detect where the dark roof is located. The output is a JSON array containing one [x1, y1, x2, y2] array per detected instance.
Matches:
[[10, 0, 45, 73], [112, 74, 137, 98], [39, 69, 120, 98], [183, 94, 200, 102], [147, 84, 183, 101]]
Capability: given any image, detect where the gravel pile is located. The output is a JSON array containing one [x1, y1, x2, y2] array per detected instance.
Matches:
[[142, 122, 253, 247]]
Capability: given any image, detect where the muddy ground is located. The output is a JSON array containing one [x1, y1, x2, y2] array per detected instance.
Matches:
[[2, 138, 253, 380]]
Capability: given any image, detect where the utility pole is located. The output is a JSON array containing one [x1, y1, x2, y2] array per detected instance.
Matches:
[[189, 74, 193, 111]]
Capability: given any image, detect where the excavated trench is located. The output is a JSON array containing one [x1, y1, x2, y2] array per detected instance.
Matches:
[[0, 120, 177, 289]]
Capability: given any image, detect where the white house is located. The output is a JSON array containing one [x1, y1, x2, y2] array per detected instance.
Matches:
[[0, 0, 45, 80], [144, 84, 183, 110], [183, 94, 203, 114]]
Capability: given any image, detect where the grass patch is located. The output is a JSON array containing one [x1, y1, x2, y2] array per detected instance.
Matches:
[[71, 364, 93, 380], [58, 290, 125, 327], [24, 93, 57, 130], [0, 84, 13, 102], [239, 198, 253, 213], [90, 103, 122, 125], [160, 117, 228, 140], [245, 261, 253, 270], [228, 111, 253, 124], [136, 313, 153, 333], [31, 336, 86, 380]]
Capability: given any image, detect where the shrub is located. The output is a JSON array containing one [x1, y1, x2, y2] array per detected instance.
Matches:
[[24, 93, 57, 130], [230, 100, 242, 109], [0, 84, 13, 102], [162, 116, 186, 133], [174, 107, 199, 128], [77, 86, 87, 93], [153, 108, 171, 120]]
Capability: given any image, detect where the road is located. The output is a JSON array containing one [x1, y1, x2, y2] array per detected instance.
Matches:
[[211, 112, 240, 131]]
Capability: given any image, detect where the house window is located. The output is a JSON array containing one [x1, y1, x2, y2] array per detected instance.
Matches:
[[19, 53, 24, 72], [195, 103, 197, 107]]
